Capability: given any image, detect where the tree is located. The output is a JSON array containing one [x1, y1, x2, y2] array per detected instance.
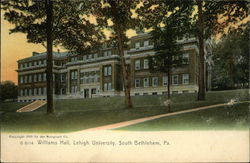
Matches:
[[137, 1, 194, 110], [45, 0, 54, 113], [197, 0, 205, 100], [90, 0, 140, 108], [138, 0, 249, 101], [211, 26, 249, 89], [0, 81, 18, 101], [1, 0, 104, 113], [149, 26, 181, 112], [146, 2, 193, 111], [196, 0, 249, 100]]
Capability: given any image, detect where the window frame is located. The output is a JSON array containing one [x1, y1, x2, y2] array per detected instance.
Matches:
[[182, 53, 189, 64], [135, 79, 140, 88], [163, 74, 168, 86], [135, 59, 141, 70], [143, 59, 149, 69], [152, 77, 159, 87], [135, 42, 140, 49], [182, 74, 189, 84], [143, 78, 149, 88], [172, 75, 179, 85]]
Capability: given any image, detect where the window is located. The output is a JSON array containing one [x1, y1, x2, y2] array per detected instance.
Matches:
[[20, 76, 24, 84], [71, 86, 77, 93], [103, 82, 112, 91], [38, 88, 42, 95], [108, 83, 112, 90], [44, 87, 47, 95], [24, 89, 27, 96], [104, 66, 112, 76], [182, 53, 189, 64], [143, 59, 149, 69], [38, 74, 42, 82], [108, 50, 112, 56], [29, 75, 32, 83], [144, 40, 149, 47], [163, 74, 168, 86], [20, 90, 23, 96], [88, 54, 92, 59], [91, 88, 96, 94], [33, 74, 37, 82], [61, 74, 65, 82], [172, 75, 179, 85], [108, 66, 112, 76], [135, 42, 140, 49], [143, 78, 149, 87], [29, 62, 32, 67], [83, 55, 87, 61], [172, 55, 179, 63], [43, 73, 46, 81], [71, 71, 77, 80], [172, 91, 178, 94], [24, 76, 27, 83], [135, 60, 141, 70], [29, 89, 32, 96], [182, 74, 189, 84], [135, 79, 140, 88], [152, 77, 158, 87], [34, 88, 37, 95], [71, 57, 77, 62], [104, 51, 108, 57], [104, 83, 107, 91], [152, 92, 157, 95]]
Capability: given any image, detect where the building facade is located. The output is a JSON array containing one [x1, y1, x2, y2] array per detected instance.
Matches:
[[17, 32, 199, 102]]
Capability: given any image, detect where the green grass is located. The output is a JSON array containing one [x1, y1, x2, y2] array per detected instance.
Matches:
[[0, 89, 249, 133], [117, 103, 249, 131]]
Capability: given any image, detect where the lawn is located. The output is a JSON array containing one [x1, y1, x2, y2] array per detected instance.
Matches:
[[0, 89, 249, 133], [117, 102, 249, 131]]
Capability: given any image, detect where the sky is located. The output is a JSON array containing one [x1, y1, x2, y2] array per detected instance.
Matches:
[[1, 13, 46, 84]]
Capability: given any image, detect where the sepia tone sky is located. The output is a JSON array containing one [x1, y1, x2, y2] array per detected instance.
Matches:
[[1, 13, 46, 84]]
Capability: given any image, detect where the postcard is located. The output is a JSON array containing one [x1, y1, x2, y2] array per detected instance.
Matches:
[[1, 0, 249, 162]]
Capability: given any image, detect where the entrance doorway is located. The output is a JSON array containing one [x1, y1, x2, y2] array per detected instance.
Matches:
[[84, 89, 89, 98]]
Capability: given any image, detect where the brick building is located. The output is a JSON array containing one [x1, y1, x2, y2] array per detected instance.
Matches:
[[17, 32, 200, 102]]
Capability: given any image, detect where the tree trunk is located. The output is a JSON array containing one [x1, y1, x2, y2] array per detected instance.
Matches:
[[167, 68, 171, 112], [116, 26, 133, 108], [197, 0, 206, 101], [45, 0, 54, 114]]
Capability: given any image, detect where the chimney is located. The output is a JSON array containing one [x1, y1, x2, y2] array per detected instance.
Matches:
[[32, 52, 39, 56], [136, 29, 145, 34]]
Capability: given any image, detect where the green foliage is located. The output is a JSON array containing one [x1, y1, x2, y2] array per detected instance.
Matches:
[[0, 81, 18, 101], [211, 26, 249, 89]]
